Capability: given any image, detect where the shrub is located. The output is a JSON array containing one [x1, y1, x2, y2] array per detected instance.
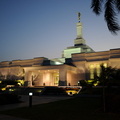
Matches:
[[0, 93, 21, 105]]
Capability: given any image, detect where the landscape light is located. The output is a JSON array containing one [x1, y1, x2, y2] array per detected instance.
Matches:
[[29, 92, 33, 96], [29, 92, 33, 107]]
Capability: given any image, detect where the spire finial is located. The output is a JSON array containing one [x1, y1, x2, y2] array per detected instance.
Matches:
[[76, 12, 81, 22]]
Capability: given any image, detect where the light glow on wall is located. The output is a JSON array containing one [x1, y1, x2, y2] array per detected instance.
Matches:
[[63, 48, 81, 58], [42, 69, 59, 86], [103, 63, 107, 68], [55, 62, 63, 65], [2, 87, 6, 91]]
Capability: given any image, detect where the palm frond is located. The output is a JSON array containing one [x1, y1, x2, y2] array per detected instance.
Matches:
[[91, 0, 103, 15], [104, 0, 120, 34], [115, 0, 120, 12]]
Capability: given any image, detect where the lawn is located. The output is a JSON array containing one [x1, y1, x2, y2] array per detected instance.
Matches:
[[1, 97, 120, 120]]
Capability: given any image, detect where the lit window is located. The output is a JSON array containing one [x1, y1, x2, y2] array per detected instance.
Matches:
[[87, 49, 90, 52], [96, 64, 100, 77], [90, 64, 94, 79], [103, 63, 107, 68]]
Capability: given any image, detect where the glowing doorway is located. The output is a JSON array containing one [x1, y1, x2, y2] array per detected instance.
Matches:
[[53, 72, 59, 86]]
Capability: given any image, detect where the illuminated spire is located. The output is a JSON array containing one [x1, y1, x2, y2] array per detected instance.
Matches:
[[74, 12, 86, 45]]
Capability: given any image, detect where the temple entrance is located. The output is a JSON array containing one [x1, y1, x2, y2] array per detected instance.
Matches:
[[42, 69, 59, 86], [26, 69, 59, 86]]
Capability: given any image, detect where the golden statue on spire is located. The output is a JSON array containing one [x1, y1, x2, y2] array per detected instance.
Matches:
[[76, 12, 81, 22]]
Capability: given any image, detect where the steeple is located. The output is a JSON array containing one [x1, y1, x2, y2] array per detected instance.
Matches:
[[74, 12, 86, 46], [61, 12, 95, 58]]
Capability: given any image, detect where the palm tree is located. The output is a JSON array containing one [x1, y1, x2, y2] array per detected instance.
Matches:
[[95, 64, 116, 112], [91, 0, 120, 34], [111, 68, 120, 85]]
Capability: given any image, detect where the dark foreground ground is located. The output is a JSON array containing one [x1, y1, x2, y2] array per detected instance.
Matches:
[[0, 95, 120, 120]]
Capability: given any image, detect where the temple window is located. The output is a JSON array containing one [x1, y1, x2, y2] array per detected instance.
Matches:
[[96, 64, 100, 77], [90, 64, 94, 79]]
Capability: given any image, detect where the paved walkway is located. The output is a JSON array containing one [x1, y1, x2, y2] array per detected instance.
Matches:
[[0, 95, 71, 120]]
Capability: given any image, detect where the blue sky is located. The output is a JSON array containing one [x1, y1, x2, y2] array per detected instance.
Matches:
[[0, 0, 120, 62]]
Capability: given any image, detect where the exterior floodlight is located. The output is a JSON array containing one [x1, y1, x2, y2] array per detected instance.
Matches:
[[29, 92, 33, 96]]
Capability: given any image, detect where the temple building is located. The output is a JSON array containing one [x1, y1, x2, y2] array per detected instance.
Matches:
[[0, 13, 120, 87]]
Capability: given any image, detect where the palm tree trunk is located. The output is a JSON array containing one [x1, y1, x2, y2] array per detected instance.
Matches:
[[103, 79, 106, 112]]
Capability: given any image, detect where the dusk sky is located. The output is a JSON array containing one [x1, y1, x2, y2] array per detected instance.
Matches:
[[0, 0, 120, 62]]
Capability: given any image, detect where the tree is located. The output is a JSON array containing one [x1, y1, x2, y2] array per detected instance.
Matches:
[[95, 64, 116, 112], [111, 68, 120, 86], [91, 0, 120, 34]]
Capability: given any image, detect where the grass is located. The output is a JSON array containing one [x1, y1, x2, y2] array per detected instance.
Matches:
[[1, 97, 120, 120]]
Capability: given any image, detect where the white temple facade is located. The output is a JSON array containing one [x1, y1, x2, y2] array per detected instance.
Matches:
[[0, 13, 120, 87]]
